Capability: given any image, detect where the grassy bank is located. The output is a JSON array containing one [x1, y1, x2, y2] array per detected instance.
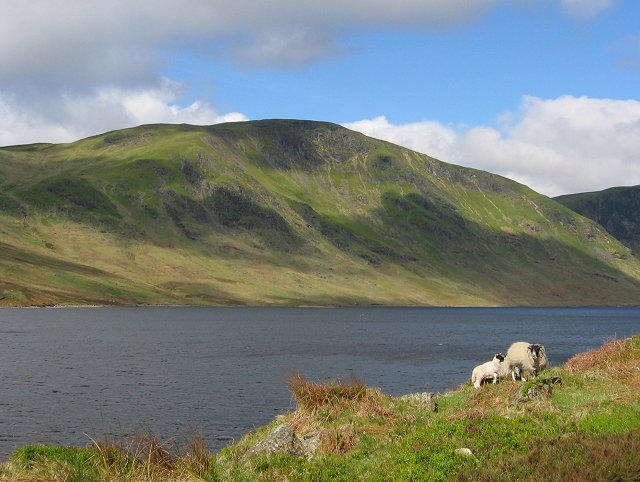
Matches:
[[3, 336, 639, 481]]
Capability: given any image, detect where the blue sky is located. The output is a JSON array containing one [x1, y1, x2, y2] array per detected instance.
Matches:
[[167, 2, 638, 127], [1, 0, 639, 195]]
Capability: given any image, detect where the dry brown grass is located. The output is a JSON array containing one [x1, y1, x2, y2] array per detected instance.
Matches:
[[81, 430, 214, 481], [470, 380, 521, 408], [287, 373, 369, 413], [287, 373, 399, 420], [319, 424, 359, 455], [564, 336, 640, 385], [285, 373, 405, 456]]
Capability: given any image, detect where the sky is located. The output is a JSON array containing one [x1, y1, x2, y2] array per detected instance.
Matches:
[[1, 0, 639, 196]]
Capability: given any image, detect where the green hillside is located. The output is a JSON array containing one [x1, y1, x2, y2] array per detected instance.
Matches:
[[555, 185, 640, 254], [1, 120, 639, 306]]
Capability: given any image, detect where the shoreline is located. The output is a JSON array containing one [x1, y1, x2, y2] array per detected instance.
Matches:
[[2, 301, 639, 309], [2, 336, 639, 480]]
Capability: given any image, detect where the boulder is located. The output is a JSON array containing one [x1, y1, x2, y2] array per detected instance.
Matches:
[[454, 447, 474, 457], [399, 392, 438, 412], [242, 424, 320, 462], [297, 431, 321, 459], [242, 425, 302, 461]]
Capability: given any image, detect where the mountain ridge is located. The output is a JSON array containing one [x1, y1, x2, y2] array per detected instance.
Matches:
[[555, 185, 640, 255], [1, 120, 639, 306]]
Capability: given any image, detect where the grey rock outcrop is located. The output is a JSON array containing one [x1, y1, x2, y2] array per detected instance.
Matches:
[[399, 392, 438, 412], [242, 424, 320, 462], [297, 431, 321, 459]]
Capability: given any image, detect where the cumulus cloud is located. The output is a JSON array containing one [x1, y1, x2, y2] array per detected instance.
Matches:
[[560, 0, 619, 20], [1, 0, 616, 84], [345, 96, 640, 196], [0, 0, 504, 86], [0, 81, 247, 146], [0, 1, 623, 148], [343, 116, 460, 162], [0, 0, 505, 145]]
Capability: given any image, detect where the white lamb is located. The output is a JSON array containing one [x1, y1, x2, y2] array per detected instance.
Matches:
[[471, 353, 506, 389], [505, 341, 549, 381]]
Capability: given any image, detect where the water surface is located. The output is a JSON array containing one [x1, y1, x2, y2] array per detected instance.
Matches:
[[0, 306, 638, 458]]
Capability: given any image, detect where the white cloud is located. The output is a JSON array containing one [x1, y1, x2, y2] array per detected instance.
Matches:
[[0, 0, 624, 155], [3, 0, 576, 87], [344, 116, 460, 162], [345, 96, 640, 196], [0, 82, 247, 146], [560, 0, 618, 20], [0, 0, 505, 144]]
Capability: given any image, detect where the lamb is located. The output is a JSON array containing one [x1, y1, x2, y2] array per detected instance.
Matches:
[[471, 353, 506, 389], [505, 341, 549, 381]]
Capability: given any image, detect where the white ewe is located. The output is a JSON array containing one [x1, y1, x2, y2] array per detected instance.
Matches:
[[471, 353, 506, 389], [506, 342, 548, 381]]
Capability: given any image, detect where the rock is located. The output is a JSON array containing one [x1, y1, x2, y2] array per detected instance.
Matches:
[[512, 377, 561, 405], [454, 447, 474, 457], [548, 376, 563, 385], [399, 392, 438, 412], [526, 383, 552, 399], [242, 424, 303, 461], [298, 431, 321, 459], [242, 424, 320, 462]]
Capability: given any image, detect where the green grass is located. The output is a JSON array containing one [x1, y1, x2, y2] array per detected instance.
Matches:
[[3, 336, 640, 481]]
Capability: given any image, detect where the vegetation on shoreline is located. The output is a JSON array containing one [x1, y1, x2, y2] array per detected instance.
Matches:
[[3, 335, 639, 481]]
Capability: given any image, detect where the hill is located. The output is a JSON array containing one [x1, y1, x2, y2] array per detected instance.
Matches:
[[555, 185, 640, 254], [1, 120, 640, 306]]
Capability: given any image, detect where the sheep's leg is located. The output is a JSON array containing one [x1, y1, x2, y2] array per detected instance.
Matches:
[[492, 374, 497, 384]]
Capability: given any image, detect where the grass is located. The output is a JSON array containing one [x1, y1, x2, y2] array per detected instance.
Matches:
[[3, 431, 218, 481], [2, 336, 640, 480], [218, 335, 640, 480]]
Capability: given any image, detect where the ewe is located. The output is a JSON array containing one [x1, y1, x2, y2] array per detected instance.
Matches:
[[505, 342, 548, 381]]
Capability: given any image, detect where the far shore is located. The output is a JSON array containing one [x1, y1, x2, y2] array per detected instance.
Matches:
[[1, 302, 639, 310]]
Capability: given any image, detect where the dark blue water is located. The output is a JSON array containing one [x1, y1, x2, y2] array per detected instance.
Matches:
[[0, 306, 638, 458]]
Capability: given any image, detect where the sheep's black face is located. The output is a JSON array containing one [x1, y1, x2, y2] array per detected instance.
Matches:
[[530, 344, 543, 358], [495, 353, 505, 362]]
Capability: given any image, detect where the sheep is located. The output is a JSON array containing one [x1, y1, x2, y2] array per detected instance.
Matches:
[[505, 342, 549, 381], [471, 353, 506, 389]]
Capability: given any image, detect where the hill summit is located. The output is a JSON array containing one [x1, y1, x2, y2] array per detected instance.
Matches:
[[1, 120, 639, 306]]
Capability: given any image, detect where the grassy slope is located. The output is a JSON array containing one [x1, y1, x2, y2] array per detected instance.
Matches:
[[555, 185, 640, 254], [1, 120, 640, 307], [4, 336, 639, 481]]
